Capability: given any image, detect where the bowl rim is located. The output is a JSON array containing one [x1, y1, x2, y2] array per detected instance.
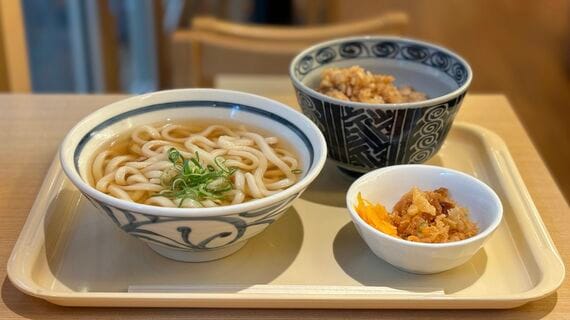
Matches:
[[289, 35, 473, 110], [59, 88, 328, 218], [345, 164, 503, 248]]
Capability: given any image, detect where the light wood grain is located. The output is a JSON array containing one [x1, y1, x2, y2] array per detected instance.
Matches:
[[97, 0, 120, 92], [0, 94, 568, 319], [0, 0, 30, 92]]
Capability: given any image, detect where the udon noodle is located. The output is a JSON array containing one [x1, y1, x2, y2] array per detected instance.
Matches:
[[90, 122, 301, 208]]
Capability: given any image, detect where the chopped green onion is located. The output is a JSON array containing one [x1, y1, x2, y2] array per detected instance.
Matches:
[[155, 148, 236, 206], [291, 169, 302, 174]]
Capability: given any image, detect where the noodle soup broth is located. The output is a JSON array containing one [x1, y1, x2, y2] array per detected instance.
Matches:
[[88, 119, 304, 209]]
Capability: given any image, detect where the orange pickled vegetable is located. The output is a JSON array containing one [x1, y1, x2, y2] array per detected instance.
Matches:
[[355, 192, 398, 237]]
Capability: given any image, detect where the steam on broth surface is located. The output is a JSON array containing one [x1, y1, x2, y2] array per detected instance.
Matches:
[[90, 121, 302, 208]]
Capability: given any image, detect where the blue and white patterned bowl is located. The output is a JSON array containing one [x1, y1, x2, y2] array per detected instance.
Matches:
[[59, 89, 327, 262], [290, 36, 472, 175]]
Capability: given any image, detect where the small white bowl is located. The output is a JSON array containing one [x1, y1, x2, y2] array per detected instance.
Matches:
[[346, 164, 502, 274]]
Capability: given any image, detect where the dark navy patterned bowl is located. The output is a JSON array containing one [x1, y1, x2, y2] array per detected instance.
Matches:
[[290, 36, 472, 175]]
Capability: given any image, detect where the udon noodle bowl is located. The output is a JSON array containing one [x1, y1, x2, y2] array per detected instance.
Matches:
[[91, 122, 301, 208]]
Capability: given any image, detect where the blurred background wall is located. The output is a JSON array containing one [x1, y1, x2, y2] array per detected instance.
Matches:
[[7, 0, 570, 200]]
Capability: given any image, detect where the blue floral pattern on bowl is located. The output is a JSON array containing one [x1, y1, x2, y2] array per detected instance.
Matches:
[[294, 40, 469, 86], [83, 192, 300, 251]]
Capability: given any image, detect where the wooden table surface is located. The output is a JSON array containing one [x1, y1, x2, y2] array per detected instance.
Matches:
[[0, 94, 568, 319]]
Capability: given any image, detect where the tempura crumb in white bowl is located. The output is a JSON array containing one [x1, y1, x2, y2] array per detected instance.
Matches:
[[346, 164, 502, 274]]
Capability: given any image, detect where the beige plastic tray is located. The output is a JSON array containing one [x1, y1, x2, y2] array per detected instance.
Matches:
[[7, 123, 564, 309]]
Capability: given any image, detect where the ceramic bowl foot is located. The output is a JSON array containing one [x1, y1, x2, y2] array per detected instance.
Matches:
[[148, 241, 247, 262]]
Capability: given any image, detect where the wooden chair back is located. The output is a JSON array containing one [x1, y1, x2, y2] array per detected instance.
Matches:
[[171, 13, 409, 87]]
